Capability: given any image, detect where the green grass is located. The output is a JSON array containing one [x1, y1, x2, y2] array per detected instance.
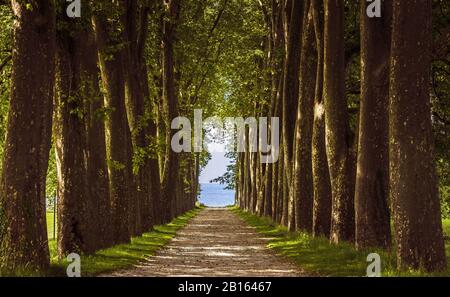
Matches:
[[443, 219, 450, 240], [47, 206, 203, 276], [230, 207, 450, 277], [46, 212, 56, 240]]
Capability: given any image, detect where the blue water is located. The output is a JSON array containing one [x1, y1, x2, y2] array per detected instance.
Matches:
[[198, 183, 235, 207]]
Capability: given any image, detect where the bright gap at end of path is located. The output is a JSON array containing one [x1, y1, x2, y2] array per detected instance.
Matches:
[[198, 151, 235, 207], [198, 183, 235, 207]]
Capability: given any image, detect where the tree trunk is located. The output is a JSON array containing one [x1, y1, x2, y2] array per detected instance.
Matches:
[[389, 0, 446, 271], [0, 0, 56, 272], [94, 13, 133, 244], [161, 0, 180, 223], [250, 141, 258, 213], [293, 1, 316, 232], [355, 0, 391, 250], [150, 63, 164, 225], [279, 136, 288, 226], [283, 0, 305, 231], [323, 0, 355, 243], [141, 58, 161, 229], [274, 52, 285, 223], [265, 0, 284, 219], [123, 0, 153, 235], [54, 26, 91, 257], [238, 152, 245, 209], [83, 31, 112, 250], [311, 0, 332, 238]]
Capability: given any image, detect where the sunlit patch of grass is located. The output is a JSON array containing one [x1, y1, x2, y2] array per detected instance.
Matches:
[[48, 206, 203, 276], [46, 212, 56, 240], [230, 206, 450, 277], [443, 219, 450, 239]]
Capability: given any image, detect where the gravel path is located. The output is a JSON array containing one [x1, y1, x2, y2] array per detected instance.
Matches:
[[104, 208, 306, 277]]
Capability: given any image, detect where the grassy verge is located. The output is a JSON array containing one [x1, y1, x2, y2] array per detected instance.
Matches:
[[443, 219, 450, 240], [48, 206, 203, 276], [46, 212, 56, 240], [230, 206, 450, 277]]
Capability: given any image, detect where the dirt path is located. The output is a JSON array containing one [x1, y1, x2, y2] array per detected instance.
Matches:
[[105, 208, 306, 277]]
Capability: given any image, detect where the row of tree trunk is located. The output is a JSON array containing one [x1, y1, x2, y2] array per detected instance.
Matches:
[[0, 0, 197, 273], [236, 0, 447, 272]]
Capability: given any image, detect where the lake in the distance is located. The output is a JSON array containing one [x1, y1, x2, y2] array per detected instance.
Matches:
[[198, 183, 235, 207]]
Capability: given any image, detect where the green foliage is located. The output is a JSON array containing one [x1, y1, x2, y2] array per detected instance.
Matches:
[[108, 159, 126, 171], [0, 5, 12, 165], [169, 0, 268, 120], [0, 7, 13, 271], [432, 0, 450, 218]]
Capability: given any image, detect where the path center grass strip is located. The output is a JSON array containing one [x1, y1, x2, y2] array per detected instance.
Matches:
[[48, 207, 204, 277], [230, 207, 450, 277]]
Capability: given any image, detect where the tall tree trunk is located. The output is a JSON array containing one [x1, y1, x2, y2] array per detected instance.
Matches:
[[94, 13, 133, 244], [238, 152, 245, 209], [283, 0, 305, 231], [244, 133, 251, 211], [281, 162, 289, 226], [54, 26, 91, 257], [389, 0, 446, 271], [161, 0, 180, 223], [83, 31, 112, 250], [279, 136, 288, 226], [150, 64, 164, 225], [311, 0, 331, 238], [141, 59, 161, 228], [355, 0, 391, 250], [273, 53, 285, 223], [123, 0, 153, 235], [190, 154, 197, 209], [250, 135, 258, 213], [292, 1, 315, 232], [0, 0, 56, 272], [323, 0, 354, 243], [265, 0, 284, 219]]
